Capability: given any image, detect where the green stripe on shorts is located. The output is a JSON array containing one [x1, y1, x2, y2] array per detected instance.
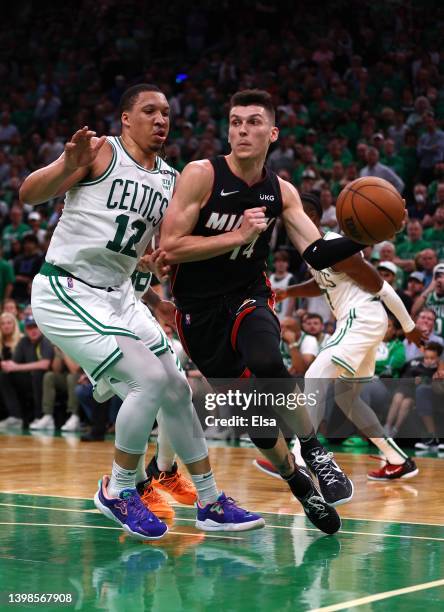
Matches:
[[50, 276, 139, 338], [91, 348, 123, 381], [332, 356, 356, 375]]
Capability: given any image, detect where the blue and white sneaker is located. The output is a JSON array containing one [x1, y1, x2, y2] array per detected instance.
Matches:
[[196, 493, 265, 532], [94, 475, 168, 541]]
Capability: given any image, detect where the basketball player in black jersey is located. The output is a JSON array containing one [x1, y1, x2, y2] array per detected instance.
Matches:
[[159, 90, 366, 534]]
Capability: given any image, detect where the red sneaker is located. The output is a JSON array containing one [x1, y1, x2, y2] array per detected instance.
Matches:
[[367, 457, 419, 481], [252, 458, 282, 479]]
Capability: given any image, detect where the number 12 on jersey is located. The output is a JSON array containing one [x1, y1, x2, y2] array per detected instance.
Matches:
[[106, 213, 146, 258]]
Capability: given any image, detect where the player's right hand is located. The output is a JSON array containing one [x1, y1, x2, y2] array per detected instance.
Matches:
[[64, 126, 107, 171], [237, 207, 267, 244], [274, 288, 288, 303], [405, 326, 427, 348]]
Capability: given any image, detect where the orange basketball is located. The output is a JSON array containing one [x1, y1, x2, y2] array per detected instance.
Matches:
[[336, 177, 405, 245]]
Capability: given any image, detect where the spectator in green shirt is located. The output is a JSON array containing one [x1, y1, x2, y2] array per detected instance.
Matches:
[[397, 220, 432, 262], [2, 205, 31, 258], [0, 245, 14, 305], [423, 205, 444, 244], [380, 138, 406, 181]]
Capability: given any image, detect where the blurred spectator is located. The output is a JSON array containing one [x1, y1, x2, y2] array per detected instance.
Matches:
[[268, 136, 295, 173], [319, 187, 338, 230], [377, 260, 412, 311], [301, 312, 331, 350], [0, 244, 14, 305], [11, 234, 43, 304], [359, 147, 405, 193], [2, 206, 30, 258], [423, 205, 444, 246], [269, 251, 297, 321], [30, 348, 81, 432], [0, 315, 54, 426], [380, 138, 405, 181], [0, 312, 23, 429], [417, 112, 444, 184], [0, 112, 19, 145], [27, 211, 47, 246], [388, 111, 408, 152], [405, 271, 425, 303], [412, 263, 444, 338], [407, 183, 435, 221], [415, 248, 439, 287], [413, 342, 444, 450], [280, 316, 318, 375], [404, 308, 443, 362], [396, 220, 431, 270], [38, 128, 64, 165]]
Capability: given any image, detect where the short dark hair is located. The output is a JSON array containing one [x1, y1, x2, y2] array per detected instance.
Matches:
[[119, 84, 162, 115], [22, 233, 39, 245], [425, 341, 443, 356], [306, 313, 323, 323], [273, 250, 289, 263], [230, 89, 275, 122], [300, 192, 323, 220]]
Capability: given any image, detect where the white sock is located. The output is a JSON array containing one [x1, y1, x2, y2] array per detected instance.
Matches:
[[371, 437, 408, 465], [135, 451, 147, 485], [108, 460, 138, 497], [191, 470, 219, 506]]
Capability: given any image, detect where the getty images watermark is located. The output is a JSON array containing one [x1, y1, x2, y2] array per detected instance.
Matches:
[[204, 389, 318, 428]]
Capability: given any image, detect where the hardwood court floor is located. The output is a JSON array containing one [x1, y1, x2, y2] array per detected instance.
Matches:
[[0, 433, 443, 611]]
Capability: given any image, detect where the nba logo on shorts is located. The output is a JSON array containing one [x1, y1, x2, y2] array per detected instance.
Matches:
[[185, 314, 191, 325], [67, 277, 74, 289]]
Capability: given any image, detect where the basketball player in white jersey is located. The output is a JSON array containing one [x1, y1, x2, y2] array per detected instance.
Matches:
[[270, 193, 423, 481], [21, 84, 264, 539]]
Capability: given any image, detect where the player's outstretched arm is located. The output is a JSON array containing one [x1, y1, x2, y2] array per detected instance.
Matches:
[[334, 255, 424, 345], [19, 127, 108, 205], [160, 161, 267, 264], [279, 179, 364, 270], [275, 279, 322, 302]]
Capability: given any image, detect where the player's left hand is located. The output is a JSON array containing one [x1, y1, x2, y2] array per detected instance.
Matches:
[[405, 326, 426, 348], [137, 249, 171, 281], [153, 300, 176, 327], [1, 360, 18, 373]]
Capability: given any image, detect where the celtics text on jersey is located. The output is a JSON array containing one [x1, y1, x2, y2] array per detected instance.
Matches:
[[45, 136, 177, 287]]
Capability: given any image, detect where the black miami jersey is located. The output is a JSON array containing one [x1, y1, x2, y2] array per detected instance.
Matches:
[[172, 155, 283, 306]]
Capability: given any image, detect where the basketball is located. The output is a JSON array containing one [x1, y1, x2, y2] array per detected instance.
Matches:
[[336, 177, 405, 245]]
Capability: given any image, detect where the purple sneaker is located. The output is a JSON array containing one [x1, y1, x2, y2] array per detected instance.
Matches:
[[94, 475, 168, 541], [196, 493, 265, 532]]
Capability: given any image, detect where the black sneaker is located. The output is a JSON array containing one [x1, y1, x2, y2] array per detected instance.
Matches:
[[303, 448, 354, 507], [414, 438, 439, 450], [287, 467, 341, 535]]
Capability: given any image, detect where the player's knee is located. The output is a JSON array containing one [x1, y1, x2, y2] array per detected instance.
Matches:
[[165, 371, 192, 404], [247, 351, 287, 379]]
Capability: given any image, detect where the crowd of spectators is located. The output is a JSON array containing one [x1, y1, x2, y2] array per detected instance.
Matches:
[[1, 1, 444, 448]]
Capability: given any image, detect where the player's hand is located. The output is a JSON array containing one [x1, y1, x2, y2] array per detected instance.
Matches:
[[137, 249, 171, 282], [237, 207, 267, 244], [153, 300, 176, 327], [0, 360, 18, 373], [274, 288, 288, 303], [404, 326, 426, 348], [64, 126, 107, 171]]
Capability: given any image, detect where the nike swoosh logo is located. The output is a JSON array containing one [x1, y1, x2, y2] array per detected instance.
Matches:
[[221, 189, 239, 196]]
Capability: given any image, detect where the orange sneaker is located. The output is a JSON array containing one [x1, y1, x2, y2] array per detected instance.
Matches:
[[147, 458, 197, 505], [137, 479, 175, 519]]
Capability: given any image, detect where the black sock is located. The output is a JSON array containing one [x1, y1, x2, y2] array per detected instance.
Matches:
[[283, 468, 312, 499], [299, 434, 323, 458]]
